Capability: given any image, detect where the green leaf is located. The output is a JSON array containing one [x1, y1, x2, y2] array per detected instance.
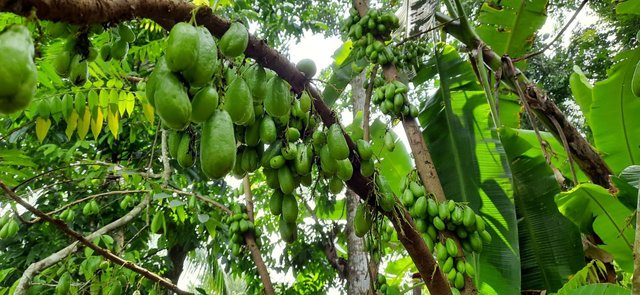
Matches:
[[569, 66, 593, 125], [0, 268, 15, 283], [500, 127, 585, 292], [420, 44, 520, 294], [566, 284, 630, 295], [616, 0, 640, 15], [556, 260, 608, 295], [370, 119, 412, 196], [476, 0, 548, 58], [556, 183, 635, 272], [321, 48, 368, 106], [591, 48, 640, 174]]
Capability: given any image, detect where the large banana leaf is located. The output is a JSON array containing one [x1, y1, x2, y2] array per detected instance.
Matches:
[[565, 284, 631, 295], [555, 184, 635, 272], [569, 66, 594, 125], [476, 0, 548, 58], [419, 44, 520, 294], [321, 41, 368, 107], [617, 0, 640, 15], [500, 128, 585, 292], [591, 48, 640, 174]]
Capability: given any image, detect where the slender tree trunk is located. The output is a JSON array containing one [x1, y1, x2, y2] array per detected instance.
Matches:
[[632, 175, 640, 294], [166, 245, 187, 284], [346, 71, 371, 295]]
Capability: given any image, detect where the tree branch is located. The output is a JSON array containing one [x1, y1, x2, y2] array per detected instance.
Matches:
[[0, 182, 191, 295], [241, 175, 275, 295], [435, 12, 614, 188]]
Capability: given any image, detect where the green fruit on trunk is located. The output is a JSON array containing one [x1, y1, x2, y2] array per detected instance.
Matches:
[[462, 206, 476, 228], [259, 116, 277, 143], [166, 22, 199, 71], [219, 22, 249, 58], [270, 190, 284, 215], [270, 155, 286, 169], [154, 72, 192, 130], [146, 56, 171, 107], [294, 144, 312, 175], [286, 127, 300, 142], [320, 145, 338, 175], [245, 65, 267, 99], [327, 124, 349, 160], [244, 121, 261, 146], [183, 27, 218, 87], [264, 76, 292, 117], [336, 158, 353, 181], [354, 203, 372, 237], [278, 166, 295, 194], [360, 159, 375, 177], [224, 76, 254, 125], [177, 133, 195, 168], [384, 131, 395, 152], [201, 110, 236, 179], [53, 51, 72, 77], [446, 238, 458, 257], [296, 58, 317, 78], [299, 91, 312, 113], [356, 139, 373, 160], [279, 218, 297, 243], [282, 194, 298, 223], [168, 131, 181, 158], [379, 192, 395, 212], [329, 176, 344, 194], [190, 86, 219, 123], [413, 196, 427, 218]]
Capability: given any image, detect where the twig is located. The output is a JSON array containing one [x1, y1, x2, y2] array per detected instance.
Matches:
[[241, 175, 275, 295], [0, 119, 35, 142], [168, 188, 232, 215], [512, 0, 589, 62], [146, 121, 161, 170], [0, 184, 192, 294], [548, 116, 579, 185], [13, 163, 112, 191], [160, 130, 171, 187], [395, 19, 457, 47]]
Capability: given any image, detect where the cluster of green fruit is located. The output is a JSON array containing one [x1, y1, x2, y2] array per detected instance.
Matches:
[[354, 174, 397, 239], [0, 25, 37, 115], [168, 130, 197, 169], [393, 40, 430, 72], [59, 207, 76, 222], [376, 274, 400, 295], [224, 205, 259, 256], [400, 175, 490, 291], [100, 23, 135, 62], [371, 79, 418, 118], [82, 199, 101, 216], [52, 24, 105, 86], [342, 8, 400, 65], [0, 215, 19, 239], [269, 190, 299, 243]]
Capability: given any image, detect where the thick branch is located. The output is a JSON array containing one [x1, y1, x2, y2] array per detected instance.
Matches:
[[0, 0, 447, 289], [0, 182, 191, 295], [436, 12, 614, 188], [242, 176, 275, 295], [14, 194, 151, 294]]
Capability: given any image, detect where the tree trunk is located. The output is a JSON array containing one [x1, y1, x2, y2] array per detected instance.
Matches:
[[166, 245, 187, 284], [346, 72, 371, 295]]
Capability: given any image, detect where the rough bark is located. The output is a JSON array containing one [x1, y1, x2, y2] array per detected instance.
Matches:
[[0, 1, 449, 292], [436, 12, 614, 189], [166, 245, 188, 284], [347, 71, 372, 295]]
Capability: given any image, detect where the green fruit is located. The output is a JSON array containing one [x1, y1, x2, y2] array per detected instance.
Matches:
[[294, 144, 312, 175], [469, 232, 483, 252], [377, 274, 386, 285], [413, 196, 427, 218], [443, 257, 454, 273], [336, 159, 353, 181], [191, 86, 219, 123], [312, 130, 325, 146], [241, 148, 259, 172], [480, 230, 492, 244], [360, 159, 375, 177], [320, 145, 338, 175], [475, 215, 486, 232], [435, 242, 447, 262], [296, 59, 317, 78], [281, 142, 298, 160], [354, 203, 372, 237], [270, 190, 284, 215], [356, 139, 373, 160], [151, 212, 164, 233], [383, 131, 395, 152], [201, 110, 237, 179], [456, 260, 466, 273], [219, 22, 249, 58], [55, 272, 71, 295], [154, 72, 192, 129], [53, 51, 72, 77], [183, 27, 218, 87], [299, 92, 312, 113], [438, 202, 450, 221], [146, 56, 171, 107], [282, 194, 298, 223], [0, 25, 37, 114], [264, 76, 292, 117], [166, 22, 199, 71], [456, 227, 468, 239], [264, 168, 280, 189], [110, 39, 129, 61], [427, 198, 438, 217], [278, 166, 295, 194], [269, 155, 285, 169], [224, 77, 254, 125], [454, 272, 465, 289], [633, 61, 640, 97], [118, 23, 135, 42], [329, 176, 344, 194], [286, 127, 300, 142], [409, 181, 425, 197], [402, 189, 414, 206], [177, 133, 195, 168], [433, 216, 445, 231], [446, 238, 458, 257], [379, 193, 395, 212], [465, 262, 475, 277], [327, 124, 349, 160], [451, 288, 461, 295], [451, 207, 463, 225], [462, 206, 476, 228], [279, 218, 297, 243], [168, 131, 181, 158], [69, 54, 88, 86], [239, 219, 250, 233], [259, 116, 277, 143], [245, 65, 267, 99]]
